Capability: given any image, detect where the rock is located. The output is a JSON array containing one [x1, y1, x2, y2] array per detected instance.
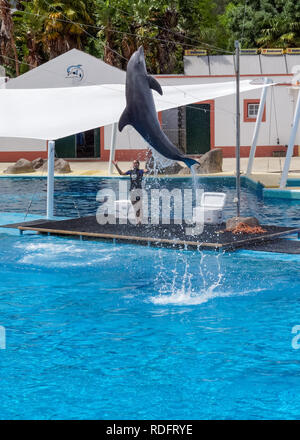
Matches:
[[159, 162, 183, 175], [146, 156, 183, 175], [226, 216, 260, 231], [195, 148, 223, 174], [178, 166, 191, 175], [32, 157, 46, 170], [175, 149, 223, 175], [3, 158, 35, 174], [54, 158, 71, 174]]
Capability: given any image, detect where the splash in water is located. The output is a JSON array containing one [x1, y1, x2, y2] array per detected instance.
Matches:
[[149, 249, 227, 306]]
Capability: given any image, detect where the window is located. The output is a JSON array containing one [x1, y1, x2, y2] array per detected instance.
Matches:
[[248, 103, 259, 118], [244, 99, 266, 122]]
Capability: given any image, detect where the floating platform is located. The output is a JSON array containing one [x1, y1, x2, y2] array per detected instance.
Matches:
[[2, 216, 300, 253]]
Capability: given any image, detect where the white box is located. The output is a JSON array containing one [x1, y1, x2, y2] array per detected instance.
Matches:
[[193, 192, 226, 225]]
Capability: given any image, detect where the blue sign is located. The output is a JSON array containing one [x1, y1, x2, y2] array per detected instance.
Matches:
[[66, 64, 84, 81]]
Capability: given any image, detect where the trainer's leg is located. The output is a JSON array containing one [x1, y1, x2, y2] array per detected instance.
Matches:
[[130, 189, 143, 224]]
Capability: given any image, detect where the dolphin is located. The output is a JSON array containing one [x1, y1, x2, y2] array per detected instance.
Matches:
[[118, 46, 199, 168]]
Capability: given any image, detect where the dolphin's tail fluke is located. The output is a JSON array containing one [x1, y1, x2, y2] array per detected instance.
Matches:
[[183, 157, 200, 168]]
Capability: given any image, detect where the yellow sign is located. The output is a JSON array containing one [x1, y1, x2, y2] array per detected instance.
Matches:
[[184, 49, 207, 56], [261, 48, 284, 55], [286, 48, 300, 55], [240, 49, 258, 54]]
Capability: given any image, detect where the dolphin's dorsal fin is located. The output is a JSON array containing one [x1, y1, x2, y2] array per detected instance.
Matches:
[[118, 108, 132, 132], [148, 75, 163, 95]]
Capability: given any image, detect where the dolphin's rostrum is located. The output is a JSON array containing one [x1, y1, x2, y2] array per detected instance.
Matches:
[[118, 46, 199, 168]]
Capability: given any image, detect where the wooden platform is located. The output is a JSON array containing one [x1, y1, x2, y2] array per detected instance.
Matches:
[[2, 216, 300, 253]]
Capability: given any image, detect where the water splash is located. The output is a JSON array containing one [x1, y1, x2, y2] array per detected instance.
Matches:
[[149, 247, 269, 306], [190, 164, 198, 193], [149, 249, 227, 306], [148, 147, 174, 173]]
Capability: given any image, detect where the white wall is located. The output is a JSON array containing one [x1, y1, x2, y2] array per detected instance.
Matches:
[[183, 56, 210, 75], [6, 48, 125, 89], [0, 137, 46, 152], [209, 55, 236, 75], [214, 86, 299, 148], [184, 54, 300, 76], [260, 55, 287, 74], [240, 56, 261, 75], [104, 124, 149, 150]]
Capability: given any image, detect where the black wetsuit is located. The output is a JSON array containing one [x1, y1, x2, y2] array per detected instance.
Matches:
[[126, 168, 144, 191]]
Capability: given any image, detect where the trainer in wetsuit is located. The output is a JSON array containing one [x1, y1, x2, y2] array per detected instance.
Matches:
[[113, 159, 148, 223]]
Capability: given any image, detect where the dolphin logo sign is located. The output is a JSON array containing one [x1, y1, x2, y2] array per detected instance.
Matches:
[[66, 64, 84, 81]]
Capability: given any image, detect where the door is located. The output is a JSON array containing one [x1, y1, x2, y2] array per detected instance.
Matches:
[[186, 103, 210, 154], [55, 128, 101, 159], [76, 129, 95, 158], [55, 135, 76, 158]]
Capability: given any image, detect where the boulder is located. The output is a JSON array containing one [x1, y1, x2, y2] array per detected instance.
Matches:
[[195, 148, 223, 174], [177, 149, 223, 175], [226, 216, 260, 231], [54, 158, 71, 174], [146, 156, 183, 175], [3, 158, 35, 174], [178, 166, 191, 175], [159, 162, 183, 175], [32, 157, 46, 170]]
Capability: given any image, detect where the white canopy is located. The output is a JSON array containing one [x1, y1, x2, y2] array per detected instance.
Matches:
[[0, 80, 270, 140]]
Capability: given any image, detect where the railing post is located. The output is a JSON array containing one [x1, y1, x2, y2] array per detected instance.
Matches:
[[108, 123, 118, 175], [47, 140, 55, 219], [246, 78, 272, 176], [280, 88, 300, 188], [235, 40, 241, 217]]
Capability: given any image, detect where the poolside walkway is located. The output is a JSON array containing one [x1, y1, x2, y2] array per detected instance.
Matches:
[[0, 157, 300, 188]]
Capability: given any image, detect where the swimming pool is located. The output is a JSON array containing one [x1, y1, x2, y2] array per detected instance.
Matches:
[[0, 176, 299, 227], [0, 177, 300, 419]]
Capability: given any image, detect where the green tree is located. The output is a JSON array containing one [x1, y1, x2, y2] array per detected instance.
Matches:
[[221, 0, 300, 49], [0, 0, 20, 75], [14, 0, 96, 66], [6, 0, 233, 76], [95, 0, 226, 73]]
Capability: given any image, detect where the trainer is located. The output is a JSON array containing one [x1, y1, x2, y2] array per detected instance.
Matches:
[[113, 159, 148, 223]]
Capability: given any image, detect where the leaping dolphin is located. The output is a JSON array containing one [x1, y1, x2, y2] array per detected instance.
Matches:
[[118, 46, 199, 168]]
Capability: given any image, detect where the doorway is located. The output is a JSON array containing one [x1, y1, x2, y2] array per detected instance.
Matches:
[[76, 130, 95, 158], [55, 128, 100, 158], [186, 103, 211, 154]]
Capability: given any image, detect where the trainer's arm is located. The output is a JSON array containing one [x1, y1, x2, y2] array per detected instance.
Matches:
[[113, 160, 126, 175]]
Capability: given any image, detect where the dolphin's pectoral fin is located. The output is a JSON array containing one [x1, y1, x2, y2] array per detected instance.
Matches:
[[148, 76, 163, 95], [118, 108, 132, 132]]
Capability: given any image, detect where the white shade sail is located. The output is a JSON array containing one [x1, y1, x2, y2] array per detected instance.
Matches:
[[0, 80, 270, 140]]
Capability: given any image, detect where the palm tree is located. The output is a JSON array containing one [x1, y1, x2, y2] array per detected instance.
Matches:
[[0, 0, 19, 75], [35, 0, 94, 59]]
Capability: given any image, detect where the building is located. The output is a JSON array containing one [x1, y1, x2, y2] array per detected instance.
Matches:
[[179, 51, 300, 157], [0, 49, 299, 162]]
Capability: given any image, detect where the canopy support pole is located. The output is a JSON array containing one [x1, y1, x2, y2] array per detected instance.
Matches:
[[280, 88, 300, 189], [47, 140, 55, 219], [108, 122, 118, 175], [235, 40, 241, 217], [246, 78, 272, 176]]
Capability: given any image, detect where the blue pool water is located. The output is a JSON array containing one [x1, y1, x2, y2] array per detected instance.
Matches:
[[0, 177, 300, 419], [0, 176, 299, 226]]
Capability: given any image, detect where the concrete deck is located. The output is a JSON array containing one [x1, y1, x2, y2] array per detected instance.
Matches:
[[1, 157, 300, 188]]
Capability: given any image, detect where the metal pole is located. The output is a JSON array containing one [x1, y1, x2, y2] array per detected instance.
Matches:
[[246, 78, 272, 176], [280, 88, 300, 189], [235, 40, 241, 217], [47, 140, 55, 219], [108, 122, 118, 175]]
